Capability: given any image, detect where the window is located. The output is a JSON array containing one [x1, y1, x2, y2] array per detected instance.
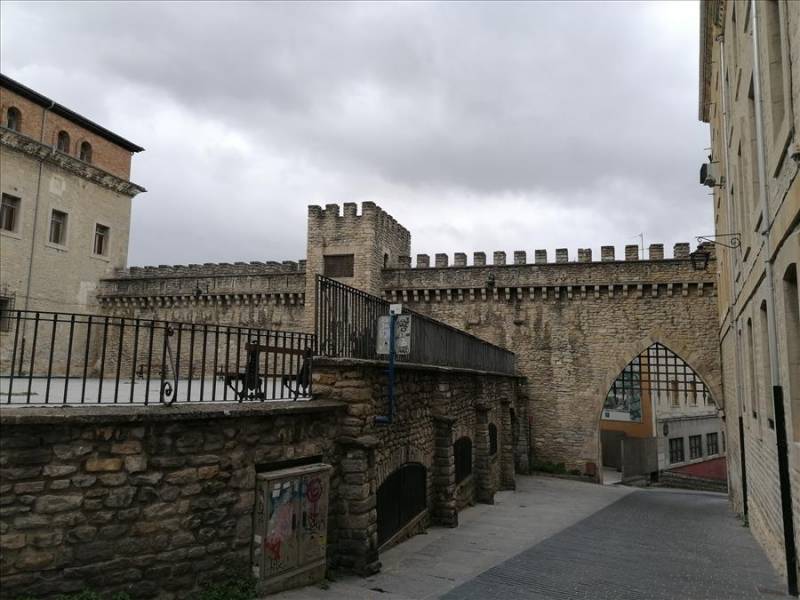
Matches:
[[5, 107, 20, 132], [56, 130, 70, 153], [760, 301, 775, 429], [93, 224, 109, 256], [669, 380, 679, 407], [454, 437, 472, 484], [764, 0, 786, 136], [489, 423, 498, 456], [79, 141, 92, 163], [747, 318, 758, 422], [323, 254, 354, 278], [707, 432, 719, 455], [0, 296, 13, 332], [689, 435, 703, 460], [688, 381, 697, 406], [784, 264, 800, 441], [49, 210, 67, 245], [669, 438, 685, 464], [1, 194, 20, 232]]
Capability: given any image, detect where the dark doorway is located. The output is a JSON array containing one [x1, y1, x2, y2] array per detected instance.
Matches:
[[377, 462, 427, 546]]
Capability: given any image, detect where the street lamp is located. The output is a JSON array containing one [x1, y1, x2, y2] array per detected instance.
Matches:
[[689, 234, 742, 271], [690, 250, 710, 271]]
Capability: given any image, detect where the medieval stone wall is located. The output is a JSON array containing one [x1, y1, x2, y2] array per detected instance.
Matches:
[[0, 360, 519, 598], [304, 202, 410, 331], [312, 358, 519, 566], [97, 264, 307, 332], [0, 402, 343, 599], [381, 248, 722, 474]]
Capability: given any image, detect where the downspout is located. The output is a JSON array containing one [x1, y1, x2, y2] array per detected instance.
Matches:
[[375, 312, 396, 424], [17, 100, 54, 375], [751, 0, 797, 594], [22, 99, 55, 312], [717, 32, 748, 520]]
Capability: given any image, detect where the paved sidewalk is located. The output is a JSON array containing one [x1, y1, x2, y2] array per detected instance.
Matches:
[[270, 476, 787, 599]]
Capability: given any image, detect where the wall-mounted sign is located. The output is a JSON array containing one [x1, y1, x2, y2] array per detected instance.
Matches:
[[377, 315, 411, 355]]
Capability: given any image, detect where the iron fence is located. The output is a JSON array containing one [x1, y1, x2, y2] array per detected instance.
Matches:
[[0, 310, 314, 405], [315, 275, 516, 374]]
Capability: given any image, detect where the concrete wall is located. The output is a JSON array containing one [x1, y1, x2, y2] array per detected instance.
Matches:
[[656, 415, 725, 471]]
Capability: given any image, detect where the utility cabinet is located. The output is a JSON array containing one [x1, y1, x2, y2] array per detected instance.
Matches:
[[253, 463, 332, 595]]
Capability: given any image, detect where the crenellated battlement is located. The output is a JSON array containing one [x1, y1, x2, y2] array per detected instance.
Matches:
[[307, 201, 411, 241], [392, 242, 703, 269], [111, 260, 307, 279]]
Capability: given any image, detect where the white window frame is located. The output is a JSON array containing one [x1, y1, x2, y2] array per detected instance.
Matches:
[[46, 208, 69, 249], [92, 221, 111, 260], [0, 193, 22, 239]]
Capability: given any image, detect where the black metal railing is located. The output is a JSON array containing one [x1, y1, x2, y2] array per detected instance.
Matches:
[[315, 275, 516, 374], [0, 310, 314, 405]]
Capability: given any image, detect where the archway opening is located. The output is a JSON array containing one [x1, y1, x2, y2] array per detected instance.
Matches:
[[599, 343, 725, 487], [377, 462, 427, 547]]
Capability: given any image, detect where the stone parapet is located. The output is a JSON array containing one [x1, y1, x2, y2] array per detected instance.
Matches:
[[396, 243, 700, 268], [0, 401, 343, 599]]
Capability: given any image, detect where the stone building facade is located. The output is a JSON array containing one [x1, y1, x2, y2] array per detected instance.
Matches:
[[99, 201, 722, 482], [699, 0, 800, 590], [0, 73, 145, 320]]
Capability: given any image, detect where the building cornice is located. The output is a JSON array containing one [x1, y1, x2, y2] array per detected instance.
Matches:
[[0, 127, 146, 198], [1, 73, 144, 152], [699, 0, 724, 123]]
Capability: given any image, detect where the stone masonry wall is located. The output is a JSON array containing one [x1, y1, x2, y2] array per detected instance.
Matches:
[[312, 358, 520, 567], [382, 251, 722, 475], [98, 266, 307, 333], [0, 402, 343, 599], [0, 360, 519, 598]]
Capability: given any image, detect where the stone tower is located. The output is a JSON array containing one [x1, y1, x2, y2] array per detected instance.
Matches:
[[304, 202, 411, 330]]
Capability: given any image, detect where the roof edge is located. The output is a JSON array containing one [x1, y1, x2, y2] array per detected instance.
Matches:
[[0, 73, 145, 153]]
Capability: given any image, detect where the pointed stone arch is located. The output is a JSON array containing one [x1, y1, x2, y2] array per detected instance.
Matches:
[[592, 328, 724, 418]]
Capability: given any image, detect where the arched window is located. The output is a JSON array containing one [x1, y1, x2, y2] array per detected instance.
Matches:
[[454, 437, 472, 483], [489, 423, 498, 456], [56, 131, 70, 153], [5, 107, 21, 132], [79, 141, 92, 163]]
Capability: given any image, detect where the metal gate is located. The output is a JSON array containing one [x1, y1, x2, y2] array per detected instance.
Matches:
[[377, 463, 427, 546]]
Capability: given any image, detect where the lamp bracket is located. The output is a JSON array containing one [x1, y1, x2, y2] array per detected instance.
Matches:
[[696, 233, 741, 249]]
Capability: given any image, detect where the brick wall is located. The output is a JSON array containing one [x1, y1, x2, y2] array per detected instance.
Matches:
[[0, 86, 136, 180]]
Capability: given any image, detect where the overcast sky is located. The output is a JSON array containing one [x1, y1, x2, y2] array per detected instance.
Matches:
[[1, 1, 712, 266]]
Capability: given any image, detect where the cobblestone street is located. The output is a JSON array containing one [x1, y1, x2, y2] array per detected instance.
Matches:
[[272, 476, 787, 600]]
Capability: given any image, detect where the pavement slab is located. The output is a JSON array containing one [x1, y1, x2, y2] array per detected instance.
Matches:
[[268, 475, 787, 600]]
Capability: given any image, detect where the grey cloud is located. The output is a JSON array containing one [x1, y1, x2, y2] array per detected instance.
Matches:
[[1, 1, 711, 265]]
